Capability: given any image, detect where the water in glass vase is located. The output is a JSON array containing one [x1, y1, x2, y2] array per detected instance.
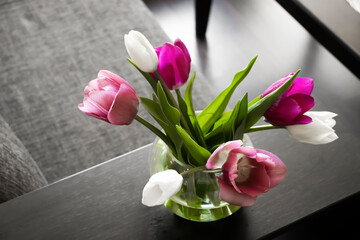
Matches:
[[149, 135, 253, 222]]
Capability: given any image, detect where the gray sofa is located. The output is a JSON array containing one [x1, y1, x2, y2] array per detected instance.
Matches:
[[0, 0, 213, 202]]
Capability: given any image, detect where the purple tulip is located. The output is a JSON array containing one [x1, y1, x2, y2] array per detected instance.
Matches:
[[206, 141, 287, 206], [262, 73, 315, 126], [78, 70, 140, 125], [155, 39, 191, 90]]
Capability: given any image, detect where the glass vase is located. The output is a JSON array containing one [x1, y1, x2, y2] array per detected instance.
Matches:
[[149, 135, 253, 222]]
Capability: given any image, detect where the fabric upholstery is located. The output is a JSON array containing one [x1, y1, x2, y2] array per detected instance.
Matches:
[[0, 0, 214, 182], [0, 115, 47, 203]]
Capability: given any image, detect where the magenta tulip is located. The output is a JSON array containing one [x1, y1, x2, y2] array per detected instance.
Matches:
[[154, 38, 191, 90], [262, 73, 315, 126], [78, 70, 140, 125], [206, 141, 286, 206]]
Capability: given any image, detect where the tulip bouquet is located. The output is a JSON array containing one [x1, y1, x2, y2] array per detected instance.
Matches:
[[78, 30, 338, 221]]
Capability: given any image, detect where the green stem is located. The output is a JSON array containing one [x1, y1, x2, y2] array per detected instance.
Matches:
[[180, 166, 222, 176], [246, 125, 284, 133], [128, 58, 158, 93], [135, 115, 174, 151]]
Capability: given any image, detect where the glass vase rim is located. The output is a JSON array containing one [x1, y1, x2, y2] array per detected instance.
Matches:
[[152, 133, 252, 173]]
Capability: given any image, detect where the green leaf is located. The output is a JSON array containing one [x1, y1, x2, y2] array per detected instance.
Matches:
[[212, 111, 232, 130], [245, 70, 300, 130], [134, 115, 174, 154], [157, 82, 180, 126], [184, 72, 197, 117], [176, 89, 197, 140], [140, 97, 167, 123], [152, 93, 159, 103], [140, 97, 181, 159], [234, 94, 248, 140], [223, 93, 248, 140], [205, 125, 225, 150], [176, 125, 211, 166], [223, 100, 241, 140], [248, 94, 261, 107], [205, 124, 224, 141], [197, 56, 257, 133], [184, 72, 207, 147]]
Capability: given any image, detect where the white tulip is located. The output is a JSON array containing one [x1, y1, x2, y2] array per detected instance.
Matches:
[[142, 170, 183, 207], [286, 111, 338, 145], [124, 30, 158, 72]]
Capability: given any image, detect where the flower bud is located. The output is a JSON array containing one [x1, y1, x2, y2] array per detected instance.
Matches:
[[124, 30, 158, 72], [262, 74, 315, 126], [142, 170, 183, 207], [286, 111, 338, 144], [155, 38, 191, 90], [78, 70, 139, 125]]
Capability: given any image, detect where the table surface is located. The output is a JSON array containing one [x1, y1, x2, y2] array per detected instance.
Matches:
[[1, 0, 360, 239], [276, 0, 360, 78], [300, 0, 360, 56]]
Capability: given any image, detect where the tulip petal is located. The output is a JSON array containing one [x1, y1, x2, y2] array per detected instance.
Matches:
[[158, 58, 176, 89], [262, 73, 294, 97], [174, 38, 191, 69], [290, 94, 315, 115], [222, 147, 257, 182], [130, 31, 157, 62], [142, 182, 164, 206], [98, 70, 126, 86], [256, 149, 286, 188], [206, 140, 243, 169], [155, 39, 191, 90], [221, 148, 270, 198], [124, 31, 158, 72], [221, 151, 242, 183], [142, 170, 183, 207], [108, 84, 139, 125], [293, 114, 313, 125], [286, 111, 338, 144], [94, 76, 121, 93], [78, 101, 108, 121], [306, 111, 337, 123], [235, 157, 270, 197], [286, 77, 313, 96], [232, 146, 257, 158], [85, 79, 101, 94], [157, 43, 189, 89], [218, 177, 257, 206], [265, 97, 302, 125], [85, 77, 119, 97], [88, 90, 116, 113]]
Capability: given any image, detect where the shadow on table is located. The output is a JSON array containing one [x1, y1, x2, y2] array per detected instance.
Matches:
[[150, 207, 250, 239]]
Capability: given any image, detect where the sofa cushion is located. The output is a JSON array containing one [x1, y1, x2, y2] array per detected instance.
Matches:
[[0, 115, 47, 203], [0, 0, 214, 182]]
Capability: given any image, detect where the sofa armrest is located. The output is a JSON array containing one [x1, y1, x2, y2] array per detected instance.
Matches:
[[0, 115, 47, 203]]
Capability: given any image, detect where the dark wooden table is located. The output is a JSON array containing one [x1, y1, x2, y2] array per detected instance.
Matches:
[[195, 0, 360, 78], [276, 0, 360, 79]]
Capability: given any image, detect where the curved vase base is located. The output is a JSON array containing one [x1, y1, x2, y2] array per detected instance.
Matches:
[[165, 199, 241, 222]]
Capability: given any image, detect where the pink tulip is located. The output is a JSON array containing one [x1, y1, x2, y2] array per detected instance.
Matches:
[[154, 38, 191, 90], [78, 70, 140, 125], [206, 141, 286, 206], [262, 73, 315, 126]]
